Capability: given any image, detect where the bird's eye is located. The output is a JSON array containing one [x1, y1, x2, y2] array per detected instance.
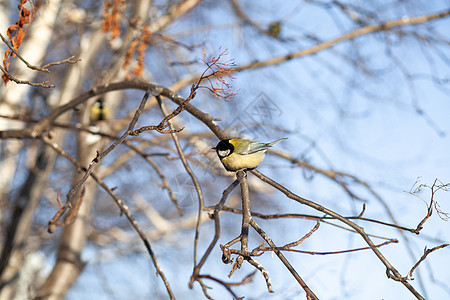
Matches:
[[217, 149, 230, 158]]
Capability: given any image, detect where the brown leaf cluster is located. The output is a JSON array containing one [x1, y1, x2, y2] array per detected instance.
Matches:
[[124, 25, 151, 79], [1, 0, 40, 85], [101, 0, 125, 40]]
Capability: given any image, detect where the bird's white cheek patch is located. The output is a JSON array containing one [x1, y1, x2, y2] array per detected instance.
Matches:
[[218, 149, 230, 157]]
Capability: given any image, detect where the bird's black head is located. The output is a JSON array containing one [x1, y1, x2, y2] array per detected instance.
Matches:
[[213, 139, 234, 158], [96, 98, 105, 109]]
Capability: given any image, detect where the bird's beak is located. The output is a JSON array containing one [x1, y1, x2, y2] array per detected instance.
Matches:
[[212, 147, 216, 150]]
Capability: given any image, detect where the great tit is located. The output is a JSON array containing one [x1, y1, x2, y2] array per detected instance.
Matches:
[[213, 138, 287, 172], [89, 98, 109, 123]]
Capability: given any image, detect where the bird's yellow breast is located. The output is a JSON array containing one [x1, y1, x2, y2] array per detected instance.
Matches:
[[220, 151, 266, 171]]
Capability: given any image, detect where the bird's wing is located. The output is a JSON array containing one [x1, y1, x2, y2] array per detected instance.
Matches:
[[243, 138, 287, 154], [231, 139, 250, 154], [243, 142, 270, 154]]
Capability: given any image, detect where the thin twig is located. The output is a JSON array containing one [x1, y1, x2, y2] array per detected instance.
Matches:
[[406, 244, 448, 280], [197, 275, 242, 300], [282, 221, 320, 249], [409, 179, 450, 233], [41, 56, 80, 69], [253, 240, 397, 256], [0, 33, 78, 73], [246, 259, 273, 292], [47, 188, 85, 233], [206, 205, 416, 236], [0, 64, 54, 87]]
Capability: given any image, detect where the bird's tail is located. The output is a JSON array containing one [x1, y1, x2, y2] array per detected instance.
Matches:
[[268, 137, 288, 146]]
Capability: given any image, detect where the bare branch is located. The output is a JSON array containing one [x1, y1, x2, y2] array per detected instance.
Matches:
[[250, 169, 425, 300], [235, 10, 450, 71], [47, 187, 85, 233], [405, 244, 449, 280], [407, 179, 450, 233], [0, 63, 54, 87], [65, 91, 151, 207], [42, 135, 175, 299], [189, 175, 241, 290]]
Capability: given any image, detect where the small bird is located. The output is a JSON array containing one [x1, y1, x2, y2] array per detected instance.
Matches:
[[267, 21, 282, 38], [89, 98, 109, 123], [213, 138, 287, 172]]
